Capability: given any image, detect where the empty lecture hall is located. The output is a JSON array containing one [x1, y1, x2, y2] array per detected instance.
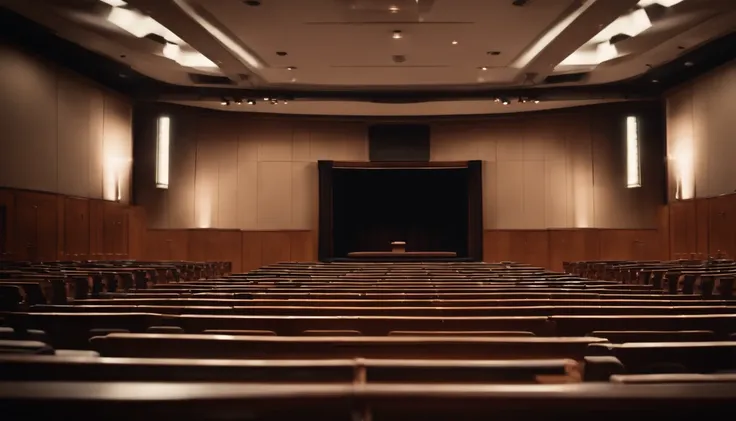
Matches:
[[1, 0, 736, 419]]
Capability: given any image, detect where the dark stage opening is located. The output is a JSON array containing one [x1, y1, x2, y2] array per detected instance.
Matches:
[[333, 168, 469, 257]]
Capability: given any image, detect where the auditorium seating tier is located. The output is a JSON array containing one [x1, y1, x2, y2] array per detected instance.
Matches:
[[2, 258, 736, 417]]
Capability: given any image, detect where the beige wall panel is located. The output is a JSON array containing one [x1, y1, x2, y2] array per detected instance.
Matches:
[[236, 120, 260, 162], [496, 161, 524, 228], [256, 121, 293, 162], [482, 161, 498, 229], [666, 61, 736, 200], [217, 140, 239, 228], [291, 162, 317, 230], [341, 124, 369, 161], [102, 94, 133, 203], [522, 161, 546, 229], [0, 44, 58, 192], [545, 160, 568, 228], [309, 124, 367, 161], [194, 136, 220, 228], [476, 124, 498, 162], [522, 118, 549, 161], [291, 123, 312, 162], [494, 119, 524, 161], [57, 75, 92, 198], [257, 162, 292, 229], [236, 160, 259, 230], [168, 115, 197, 228], [430, 124, 478, 161], [88, 89, 105, 199]]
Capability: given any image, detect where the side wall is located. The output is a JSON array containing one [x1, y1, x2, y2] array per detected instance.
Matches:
[[666, 59, 736, 200], [0, 42, 133, 203]]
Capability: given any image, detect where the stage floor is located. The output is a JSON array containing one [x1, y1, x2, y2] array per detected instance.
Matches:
[[347, 251, 457, 258], [338, 251, 462, 263]]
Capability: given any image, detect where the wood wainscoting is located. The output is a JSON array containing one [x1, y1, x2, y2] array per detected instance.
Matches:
[[669, 193, 736, 260], [145, 229, 317, 273], [0, 187, 146, 261]]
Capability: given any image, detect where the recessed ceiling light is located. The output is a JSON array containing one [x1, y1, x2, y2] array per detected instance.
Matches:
[[263, 97, 270, 101], [276, 51, 287, 56], [487, 51, 501, 56], [652, 79, 659, 83], [684, 61, 694, 67], [287, 66, 297, 70], [501, 99, 510, 105], [220, 99, 230, 106], [534, 100, 540, 104], [244, 0, 261, 6], [246, 99, 256, 105], [234, 99, 243, 105], [283, 100, 288, 104], [389, 5, 399, 13], [392, 30, 403, 40], [479, 66, 487, 71], [451, 40, 458, 45]]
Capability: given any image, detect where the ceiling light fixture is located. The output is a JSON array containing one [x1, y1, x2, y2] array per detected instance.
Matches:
[[287, 66, 297, 70], [389, 5, 399, 13], [270, 99, 278, 105], [392, 30, 403, 40], [487, 51, 501, 56], [637, 0, 685, 7], [220, 99, 230, 106], [162, 43, 218, 68], [173, 0, 262, 69], [107, 7, 183, 44], [451, 40, 458, 45], [244, 0, 261, 6], [501, 98, 510, 105], [263, 97, 270, 101], [479, 66, 487, 71], [534, 100, 540, 104], [246, 99, 256, 105], [99, 0, 127, 6], [234, 99, 243, 105]]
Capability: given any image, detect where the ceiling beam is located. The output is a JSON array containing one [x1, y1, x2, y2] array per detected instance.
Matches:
[[124, 0, 262, 86], [515, 0, 641, 84]]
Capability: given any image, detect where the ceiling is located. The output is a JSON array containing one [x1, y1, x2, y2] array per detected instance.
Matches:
[[0, 0, 734, 115]]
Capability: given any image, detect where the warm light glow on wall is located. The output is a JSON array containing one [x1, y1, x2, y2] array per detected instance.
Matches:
[[672, 139, 695, 200], [156, 116, 170, 189], [104, 156, 131, 202], [626, 116, 641, 188]]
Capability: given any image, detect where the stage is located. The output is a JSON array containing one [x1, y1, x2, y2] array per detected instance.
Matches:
[[335, 251, 463, 263]]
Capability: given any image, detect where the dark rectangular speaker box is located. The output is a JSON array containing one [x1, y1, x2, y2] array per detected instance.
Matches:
[[368, 124, 430, 162]]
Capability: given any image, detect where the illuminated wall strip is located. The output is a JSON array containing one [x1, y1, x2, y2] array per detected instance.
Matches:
[[626, 116, 641, 188], [156, 116, 171, 189]]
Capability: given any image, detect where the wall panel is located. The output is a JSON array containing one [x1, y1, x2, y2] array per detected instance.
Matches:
[[63, 197, 90, 259], [0, 43, 132, 202], [260, 231, 292, 265]]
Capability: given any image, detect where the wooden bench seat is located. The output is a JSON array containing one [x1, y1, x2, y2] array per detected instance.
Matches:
[[0, 355, 579, 384], [610, 373, 736, 383], [389, 331, 535, 337], [0, 339, 54, 355], [2, 382, 736, 420], [551, 314, 736, 337], [90, 333, 605, 360], [587, 330, 717, 343], [589, 341, 736, 373], [174, 315, 556, 336]]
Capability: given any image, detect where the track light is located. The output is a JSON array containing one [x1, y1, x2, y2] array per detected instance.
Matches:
[[501, 98, 510, 105], [263, 97, 270, 101], [270, 99, 278, 105], [234, 99, 243, 105], [392, 30, 403, 40], [246, 99, 256, 105], [220, 98, 230, 106], [534, 99, 540, 104]]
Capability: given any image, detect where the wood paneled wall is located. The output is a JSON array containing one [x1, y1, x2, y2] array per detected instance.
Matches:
[[0, 187, 145, 261], [0, 42, 133, 203], [669, 193, 736, 260], [485, 228, 667, 272], [145, 229, 317, 272]]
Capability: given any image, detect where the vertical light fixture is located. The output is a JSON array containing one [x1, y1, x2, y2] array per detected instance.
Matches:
[[156, 116, 170, 189], [626, 116, 641, 188]]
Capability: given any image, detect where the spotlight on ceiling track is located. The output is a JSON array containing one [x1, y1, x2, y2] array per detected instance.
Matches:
[[501, 98, 510, 105], [534, 99, 540, 104], [451, 40, 458, 45], [270, 99, 279, 105], [389, 5, 399, 13], [234, 99, 243, 105], [220, 98, 230, 106], [287, 66, 297, 70], [246, 99, 256, 105], [392, 30, 403, 40], [263, 97, 270, 101]]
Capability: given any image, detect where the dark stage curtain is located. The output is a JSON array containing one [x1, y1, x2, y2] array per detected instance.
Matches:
[[332, 168, 469, 257]]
